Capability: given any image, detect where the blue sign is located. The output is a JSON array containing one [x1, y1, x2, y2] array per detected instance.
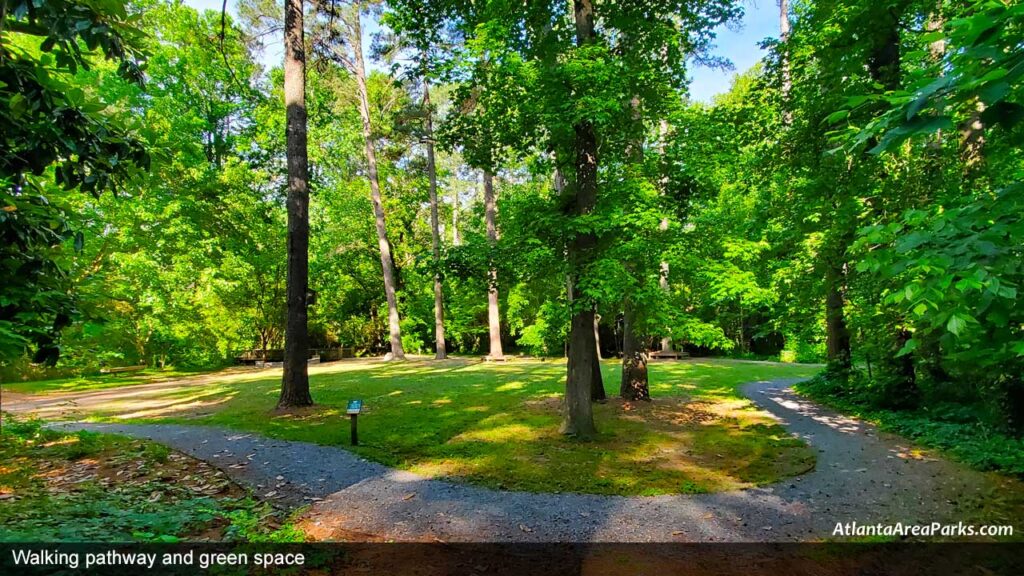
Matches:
[[347, 400, 363, 415]]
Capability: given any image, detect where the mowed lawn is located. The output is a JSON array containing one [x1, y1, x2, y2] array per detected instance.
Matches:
[[10, 358, 822, 496], [2, 368, 209, 394]]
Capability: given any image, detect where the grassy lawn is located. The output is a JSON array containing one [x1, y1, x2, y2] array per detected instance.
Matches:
[[51, 357, 822, 496], [1, 367, 210, 395], [0, 415, 302, 542]]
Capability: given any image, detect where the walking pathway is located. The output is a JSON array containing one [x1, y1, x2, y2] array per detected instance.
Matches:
[[42, 379, 1014, 542]]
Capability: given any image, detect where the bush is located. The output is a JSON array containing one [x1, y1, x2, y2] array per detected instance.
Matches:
[[797, 374, 1024, 477]]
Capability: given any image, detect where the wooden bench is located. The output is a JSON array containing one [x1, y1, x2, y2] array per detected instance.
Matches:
[[100, 365, 146, 374], [649, 350, 690, 360]]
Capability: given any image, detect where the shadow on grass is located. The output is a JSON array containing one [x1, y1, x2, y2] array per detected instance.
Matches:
[[21, 358, 823, 496]]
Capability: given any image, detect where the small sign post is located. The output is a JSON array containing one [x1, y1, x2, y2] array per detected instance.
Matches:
[[347, 400, 362, 446]]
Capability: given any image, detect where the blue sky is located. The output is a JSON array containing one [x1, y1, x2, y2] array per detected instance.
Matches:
[[689, 0, 779, 102], [183, 0, 779, 102]]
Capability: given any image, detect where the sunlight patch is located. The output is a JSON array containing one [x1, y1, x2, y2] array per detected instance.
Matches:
[[450, 424, 544, 443]]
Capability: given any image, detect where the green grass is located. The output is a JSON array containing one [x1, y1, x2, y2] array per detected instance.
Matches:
[[1, 367, 208, 395], [60, 357, 821, 496], [0, 415, 302, 542]]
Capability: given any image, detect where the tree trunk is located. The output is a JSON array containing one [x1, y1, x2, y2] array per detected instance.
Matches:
[[779, 0, 792, 125], [278, 0, 313, 408], [566, 271, 604, 401], [621, 93, 654, 394], [868, 9, 918, 399], [352, 13, 405, 360], [658, 262, 672, 352], [621, 299, 650, 401], [591, 310, 606, 401], [561, 0, 598, 438], [824, 258, 851, 371], [657, 120, 673, 352], [424, 78, 447, 360], [960, 101, 985, 172], [451, 188, 461, 246], [483, 170, 504, 360]]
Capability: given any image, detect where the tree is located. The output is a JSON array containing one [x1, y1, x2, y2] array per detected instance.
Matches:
[[1, 0, 149, 364], [778, 0, 792, 125], [325, 2, 406, 360], [278, 0, 314, 407], [836, 0, 1024, 427], [483, 170, 504, 360], [423, 78, 447, 359], [560, 0, 600, 437]]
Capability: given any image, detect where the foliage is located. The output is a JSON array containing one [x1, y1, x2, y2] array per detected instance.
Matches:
[[798, 375, 1024, 476], [0, 413, 301, 542], [3, 0, 1021, 471], [1, 0, 149, 364], [838, 0, 1024, 154]]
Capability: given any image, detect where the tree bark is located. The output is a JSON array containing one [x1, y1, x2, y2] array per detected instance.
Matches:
[[824, 258, 851, 372], [483, 170, 504, 360], [960, 101, 985, 172], [561, 0, 598, 438], [621, 299, 650, 400], [925, 8, 945, 156], [657, 120, 673, 352], [591, 309, 606, 401], [424, 78, 447, 360], [621, 93, 654, 394], [451, 188, 461, 246], [867, 9, 918, 402], [779, 0, 792, 125], [567, 272, 605, 401], [278, 0, 313, 408], [352, 12, 405, 360]]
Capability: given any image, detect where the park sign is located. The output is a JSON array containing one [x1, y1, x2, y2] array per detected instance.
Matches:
[[347, 400, 362, 446]]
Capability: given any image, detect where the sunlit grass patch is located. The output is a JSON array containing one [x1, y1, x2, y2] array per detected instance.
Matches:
[[24, 357, 821, 496]]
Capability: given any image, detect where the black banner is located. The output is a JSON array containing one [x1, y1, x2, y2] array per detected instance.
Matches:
[[1, 543, 1021, 576]]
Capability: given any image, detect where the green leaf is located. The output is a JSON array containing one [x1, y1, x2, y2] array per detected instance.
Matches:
[[895, 338, 918, 357], [825, 109, 850, 124], [946, 313, 971, 337]]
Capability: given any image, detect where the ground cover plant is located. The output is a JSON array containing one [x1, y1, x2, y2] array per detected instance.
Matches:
[[0, 414, 302, 542], [797, 375, 1024, 478]]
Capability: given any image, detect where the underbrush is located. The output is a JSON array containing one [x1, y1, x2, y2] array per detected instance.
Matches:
[[796, 375, 1024, 477], [0, 413, 304, 542]]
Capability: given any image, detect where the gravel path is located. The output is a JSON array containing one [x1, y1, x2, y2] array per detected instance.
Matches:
[[47, 379, 1013, 542]]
